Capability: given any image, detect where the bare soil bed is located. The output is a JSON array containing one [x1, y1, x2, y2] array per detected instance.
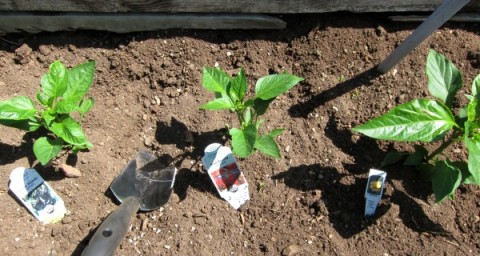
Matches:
[[0, 13, 479, 255]]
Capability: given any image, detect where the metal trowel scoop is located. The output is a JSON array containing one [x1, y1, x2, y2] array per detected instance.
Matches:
[[82, 151, 176, 256]]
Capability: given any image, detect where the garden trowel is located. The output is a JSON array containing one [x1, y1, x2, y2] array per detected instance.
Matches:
[[82, 151, 176, 256]]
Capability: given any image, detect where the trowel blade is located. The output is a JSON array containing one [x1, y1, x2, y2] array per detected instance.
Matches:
[[110, 151, 176, 211]]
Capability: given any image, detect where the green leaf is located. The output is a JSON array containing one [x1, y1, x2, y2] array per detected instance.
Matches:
[[404, 145, 428, 166], [244, 99, 254, 108], [36, 92, 50, 106], [41, 110, 56, 127], [33, 137, 63, 165], [63, 61, 96, 103], [244, 107, 253, 125], [449, 161, 475, 185], [465, 138, 480, 185], [431, 160, 462, 203], [353, 99, 456, 142], [426, 49, 462, 107], [467, 76, 480, 124], [254, 135, 281, 158], [50, 116, 89, 146], [255, 73, 303, 100], [199, 97, 235, 110], [229, 124, 257, 158], [0, 96, 37, 120], [255, 118, 264, 130], [0, 118, 40, 132], [231, 68, 247, 102], [78, 97, 95, 117], [253, 97, 275, 116], [269, 128, 284, 137], [381, 151, 406, 167], [418, 163, 434, 181], [55, 99, 78, 114], [41, 60, 68, 99], [471, 73, 480, 96], [202, 67, 230, 94]]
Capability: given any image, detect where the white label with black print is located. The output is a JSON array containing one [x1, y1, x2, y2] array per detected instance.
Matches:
[[364, 168, 387, 217], [9, 167, 67, 224], [202, 143, 250, 210]]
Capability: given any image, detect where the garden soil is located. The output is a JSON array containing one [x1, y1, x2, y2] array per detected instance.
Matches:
[[0, 13, 479, 256]]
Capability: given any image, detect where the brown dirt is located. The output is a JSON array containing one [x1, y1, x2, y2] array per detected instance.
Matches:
[[0, 13, 479, 256]]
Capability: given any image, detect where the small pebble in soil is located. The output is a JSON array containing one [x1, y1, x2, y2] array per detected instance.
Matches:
[[376, 26, 387, 37], [141, 219, 149, 231], [144, 136, 154, 147], [282, 244, 301, 256], [38, 45, 51, 56], [14, 44, 32, 64]]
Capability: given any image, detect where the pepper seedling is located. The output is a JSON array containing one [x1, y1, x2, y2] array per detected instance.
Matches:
[[353, 49, 480, 203], [0, 60, 96, 165], [200, 66, 303, 159]]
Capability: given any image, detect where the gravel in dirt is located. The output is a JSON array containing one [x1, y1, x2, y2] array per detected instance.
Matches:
[[0, 13, 479, 255]]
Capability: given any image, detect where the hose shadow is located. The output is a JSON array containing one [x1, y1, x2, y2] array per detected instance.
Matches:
[[289, 67, 380, 118]]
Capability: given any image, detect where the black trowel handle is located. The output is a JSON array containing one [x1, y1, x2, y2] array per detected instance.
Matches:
[[82, 196, 140, 256]]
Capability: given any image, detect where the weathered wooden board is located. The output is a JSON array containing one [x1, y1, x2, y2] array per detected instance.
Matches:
[[0, 0, 479, 13], [0, 13, 286, 33], [390, 13, 480, 22]]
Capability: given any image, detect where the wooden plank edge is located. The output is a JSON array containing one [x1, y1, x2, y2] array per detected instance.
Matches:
[[389, 12, 480, 22], [0, 0, 479, 13], [0, 13, 286, 34]]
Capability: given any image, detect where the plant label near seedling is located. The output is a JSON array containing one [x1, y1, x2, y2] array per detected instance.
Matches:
[[9, 167, 67, 224], [202, 143, 249, 209], [364, 169, 387, 217]]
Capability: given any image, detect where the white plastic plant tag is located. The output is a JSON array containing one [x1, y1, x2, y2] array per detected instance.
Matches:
[[9, 167, 67, 224], [202, 143, 249, 209], [364, 168, 387, 217]]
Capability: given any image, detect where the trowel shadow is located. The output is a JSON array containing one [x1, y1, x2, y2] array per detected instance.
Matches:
[[288, 67, 380, 118]]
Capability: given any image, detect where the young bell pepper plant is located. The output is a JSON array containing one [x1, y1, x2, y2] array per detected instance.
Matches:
[[200, 66, 303, 159], [353, 49, 480, 203], [0, 60, 96, 165]]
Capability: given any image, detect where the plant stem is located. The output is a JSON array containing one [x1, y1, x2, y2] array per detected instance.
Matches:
[[236, 111, 244, 127], [425, 130, 463, 161]]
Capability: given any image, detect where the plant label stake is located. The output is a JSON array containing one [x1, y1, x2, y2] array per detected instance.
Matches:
[[202, 143, 250, 209], [364, 169, 387, 217], [9, 167, 67, 224]]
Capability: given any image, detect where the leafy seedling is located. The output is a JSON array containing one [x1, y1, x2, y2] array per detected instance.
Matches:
[[200, 67, 303, 159], [0, 60, 96, 165], [353, 49, 479, 203]]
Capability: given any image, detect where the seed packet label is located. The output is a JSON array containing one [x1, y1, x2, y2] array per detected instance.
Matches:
[[202, 143, 249, 209], [9, 167, 67, 224], [364, 168, 387, 217]]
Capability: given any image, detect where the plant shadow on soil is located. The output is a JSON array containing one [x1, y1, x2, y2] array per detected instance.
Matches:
[[273, 109, 448, 238], [154, 116, 228, 200], [0, 130, 67, 181]]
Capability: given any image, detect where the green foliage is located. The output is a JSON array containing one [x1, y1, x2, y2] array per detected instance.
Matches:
[[0, 60, 96, 165], [353, 49, 480, 203], [200, 67, 303, 158]]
